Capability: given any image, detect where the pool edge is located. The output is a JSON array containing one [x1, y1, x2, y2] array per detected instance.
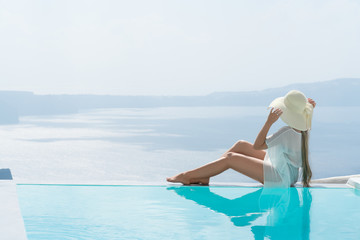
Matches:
[[15, 181, 352, 189]]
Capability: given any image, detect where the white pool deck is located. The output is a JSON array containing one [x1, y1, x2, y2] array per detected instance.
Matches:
[[1, 169, 360, 240], [0, 181, 28, 240]]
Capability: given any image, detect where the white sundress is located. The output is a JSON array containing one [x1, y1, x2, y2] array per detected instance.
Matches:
[[263, 126, 303, 188]]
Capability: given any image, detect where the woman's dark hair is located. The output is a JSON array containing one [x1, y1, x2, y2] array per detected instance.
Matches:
[[301, 131, 312, 187]]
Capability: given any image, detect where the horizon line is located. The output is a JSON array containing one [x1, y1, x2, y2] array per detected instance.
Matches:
[[0, 77, 358, 97]]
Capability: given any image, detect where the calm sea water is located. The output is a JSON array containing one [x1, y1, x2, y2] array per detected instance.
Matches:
[[1, 106, 359, 183]]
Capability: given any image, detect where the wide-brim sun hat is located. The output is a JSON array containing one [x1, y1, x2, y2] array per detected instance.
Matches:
[[269, 90, 314, 131]]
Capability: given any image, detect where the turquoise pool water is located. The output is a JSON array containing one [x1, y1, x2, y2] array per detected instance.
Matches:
[[17, 185, 360, 240]]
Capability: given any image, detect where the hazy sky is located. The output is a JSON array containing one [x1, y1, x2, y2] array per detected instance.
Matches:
[[1, 0, 359, 95]]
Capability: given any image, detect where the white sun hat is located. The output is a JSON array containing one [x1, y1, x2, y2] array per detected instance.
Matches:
[[269, 90, 314, 131]]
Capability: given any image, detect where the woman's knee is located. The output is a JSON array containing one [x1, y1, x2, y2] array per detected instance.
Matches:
[[237, 140, 253, 148], [233, 140, 251, 152], [235, 140, 246, 146]]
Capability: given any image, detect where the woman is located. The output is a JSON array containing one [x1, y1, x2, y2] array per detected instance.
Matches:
[[167, 90, 316, 188]]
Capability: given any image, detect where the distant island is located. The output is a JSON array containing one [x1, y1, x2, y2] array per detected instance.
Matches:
[[0, 78, 359, 124]]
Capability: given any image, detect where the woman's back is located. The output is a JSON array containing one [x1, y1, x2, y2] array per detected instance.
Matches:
[[263, 126, 302, 187]]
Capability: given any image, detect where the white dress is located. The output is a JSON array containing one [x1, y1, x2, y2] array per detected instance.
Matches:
[[263, 126, 302, 188]]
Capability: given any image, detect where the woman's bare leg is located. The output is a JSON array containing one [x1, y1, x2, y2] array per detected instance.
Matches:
[[222, 140, 266, 160], [167, 140, 265, 185], [191, 141, 265, 185], [167, 152, 264, 185]]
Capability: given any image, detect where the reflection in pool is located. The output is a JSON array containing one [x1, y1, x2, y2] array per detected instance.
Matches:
[[168, 186, 312, 239]]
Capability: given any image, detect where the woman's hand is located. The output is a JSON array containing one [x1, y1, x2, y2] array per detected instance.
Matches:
[[254, 108, 282, 150], [308, 98, 316, 108], [267, 108, 283, 125]]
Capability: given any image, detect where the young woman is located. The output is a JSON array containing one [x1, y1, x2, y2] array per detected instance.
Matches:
[[167, 90, 316, 188]]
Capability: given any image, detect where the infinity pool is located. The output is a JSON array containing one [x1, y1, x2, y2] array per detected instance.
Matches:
[[17, 185, 360, 240]]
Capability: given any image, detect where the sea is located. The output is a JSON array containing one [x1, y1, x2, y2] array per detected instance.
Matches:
[[1, 106, 359, 183]]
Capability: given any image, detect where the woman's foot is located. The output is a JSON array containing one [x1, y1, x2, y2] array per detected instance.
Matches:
[[166, 173, 191, 185], [167, 173, 209, 186]]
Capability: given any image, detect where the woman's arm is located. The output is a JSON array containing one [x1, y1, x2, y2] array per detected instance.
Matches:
[[253, 108, 282, 150]]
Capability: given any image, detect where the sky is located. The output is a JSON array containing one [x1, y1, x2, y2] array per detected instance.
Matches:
[[0, 0, 359, 95]]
